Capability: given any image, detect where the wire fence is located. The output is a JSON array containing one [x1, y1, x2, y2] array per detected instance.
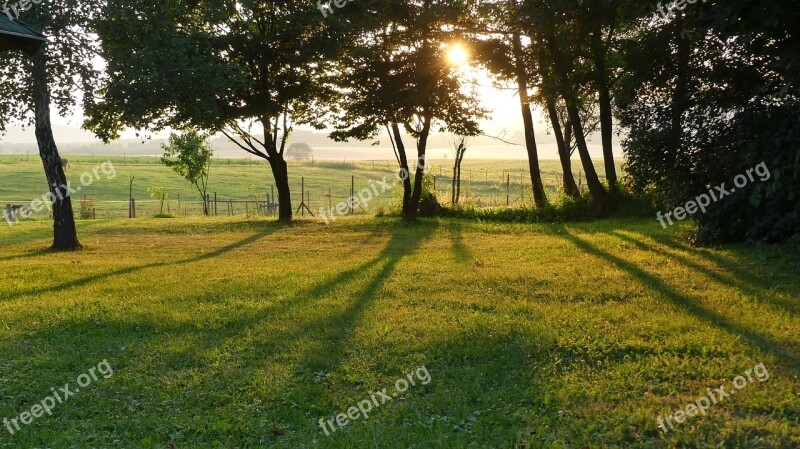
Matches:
[[3, 167, 603, 222]]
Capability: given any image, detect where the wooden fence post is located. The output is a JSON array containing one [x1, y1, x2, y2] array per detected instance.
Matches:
[[506, 174, 510, 206]]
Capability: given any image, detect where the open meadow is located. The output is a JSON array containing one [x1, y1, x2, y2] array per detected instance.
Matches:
[[2, 0, 798, 446], [0, 216, 798, 448], [0, 156, 616, 219]]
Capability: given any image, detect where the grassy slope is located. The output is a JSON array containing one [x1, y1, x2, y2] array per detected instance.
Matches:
[[0, 217, 797, 448]]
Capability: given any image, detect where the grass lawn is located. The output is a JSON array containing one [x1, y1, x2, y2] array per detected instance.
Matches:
[[0, 216, 798, 448]]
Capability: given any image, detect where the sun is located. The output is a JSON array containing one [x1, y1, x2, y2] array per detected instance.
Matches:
[[446, 44, 469, 67]]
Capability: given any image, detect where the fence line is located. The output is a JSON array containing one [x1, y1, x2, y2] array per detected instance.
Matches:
[[3, 168, 605, 222]]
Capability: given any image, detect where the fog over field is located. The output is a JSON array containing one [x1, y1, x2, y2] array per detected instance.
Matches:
[[0, 124, 622, 160]]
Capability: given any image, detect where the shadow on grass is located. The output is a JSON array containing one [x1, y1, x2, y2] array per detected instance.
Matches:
[[143, 220, 439, 388], [0, 221, 441, 445], [559, 229, 798, 369], [610, 230, 800, 319], [448, 220, 473, 264], [0, 227, 281, 301]]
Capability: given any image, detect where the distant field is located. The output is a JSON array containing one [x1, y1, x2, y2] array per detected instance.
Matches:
[[0, 155, 620, 219], [0, 216, 797, 448]]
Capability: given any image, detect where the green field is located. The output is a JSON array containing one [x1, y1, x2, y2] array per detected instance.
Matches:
[[0, 216, 797, 448], [0, 155, 616, 219]]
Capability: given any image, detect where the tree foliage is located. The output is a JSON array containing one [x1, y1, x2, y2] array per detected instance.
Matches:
[[616, 1, 800, 243], [161, 130, 213, 215]]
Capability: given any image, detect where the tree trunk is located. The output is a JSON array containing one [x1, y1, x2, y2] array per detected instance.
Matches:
[[591, 33, 618, 191], [268, 156, 292, 223], [451, 140, 466, 205], [546, 98, 580, 197], [544, 32, 609, 212], [512, 33, 547, 208], [407, 114, 432, 222], [31, 45, 81, 251], [391, 123, 412, 218]]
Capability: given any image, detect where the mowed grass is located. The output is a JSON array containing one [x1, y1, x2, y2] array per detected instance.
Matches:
[[0, 217, 798, 448]]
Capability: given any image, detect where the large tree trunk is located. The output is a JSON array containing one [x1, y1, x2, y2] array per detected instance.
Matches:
[[591, 31, 618, 191], [31, 45, 81, 251], [544, 32, 609, 212], [391, 123, 413, 218], [513, 33, 547, 208], [597, 83, 617, 191], [268, 156, 292, 223], [407, 114, 432, 222], [546, 98, 580, 197]]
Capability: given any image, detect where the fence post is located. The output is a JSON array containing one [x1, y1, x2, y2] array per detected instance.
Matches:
[[131, 198, 136, 218], [433, 175, 437, 191], [350, 175, 355, 215], [214, 192, 218, 216], [506, 174, 510, 206]]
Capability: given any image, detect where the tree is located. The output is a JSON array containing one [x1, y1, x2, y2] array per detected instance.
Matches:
[[0, 3, 100, 250], [470, 1, 548, 207], [330, 0, 486, 221], [451, 136, 468, 205], [87, 0, 337, 223], [286, 143, 313, 161], [582, 0, 621, 191], [161, 130, 213, 216], [616, 1, 800, 243], [516, 0, 611, 213], [148, 187, 168, 215]]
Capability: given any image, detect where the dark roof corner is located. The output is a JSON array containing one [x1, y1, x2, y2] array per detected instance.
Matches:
[[0, 14, 46, 55]]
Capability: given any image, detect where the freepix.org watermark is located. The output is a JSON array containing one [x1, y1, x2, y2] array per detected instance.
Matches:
[[2, 0, 44, 21], [656, 0, 706, 20], [318, 365, 431, 436], [316, 0, 355, 18], [3, 359, 114, 436], [657, 362, 769, 433], [656, 161, 771, 229], [318, 158, 431, 225], [3, 160, 116, 227]]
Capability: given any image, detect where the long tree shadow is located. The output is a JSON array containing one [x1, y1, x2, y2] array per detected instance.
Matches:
[[63, 221, 440, 407], [448, 219, 473, 264], [1, 227, 280, 301], [647, 231, 800, 288], [559, 229, 799, 370], [294, 221, 438, 371], [158, 222, 439, 377], [610, 230, 800, 319]]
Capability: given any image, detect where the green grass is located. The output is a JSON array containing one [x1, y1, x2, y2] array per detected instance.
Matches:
[[0, 216, 797, 448], [0, 156, 620, 218]]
